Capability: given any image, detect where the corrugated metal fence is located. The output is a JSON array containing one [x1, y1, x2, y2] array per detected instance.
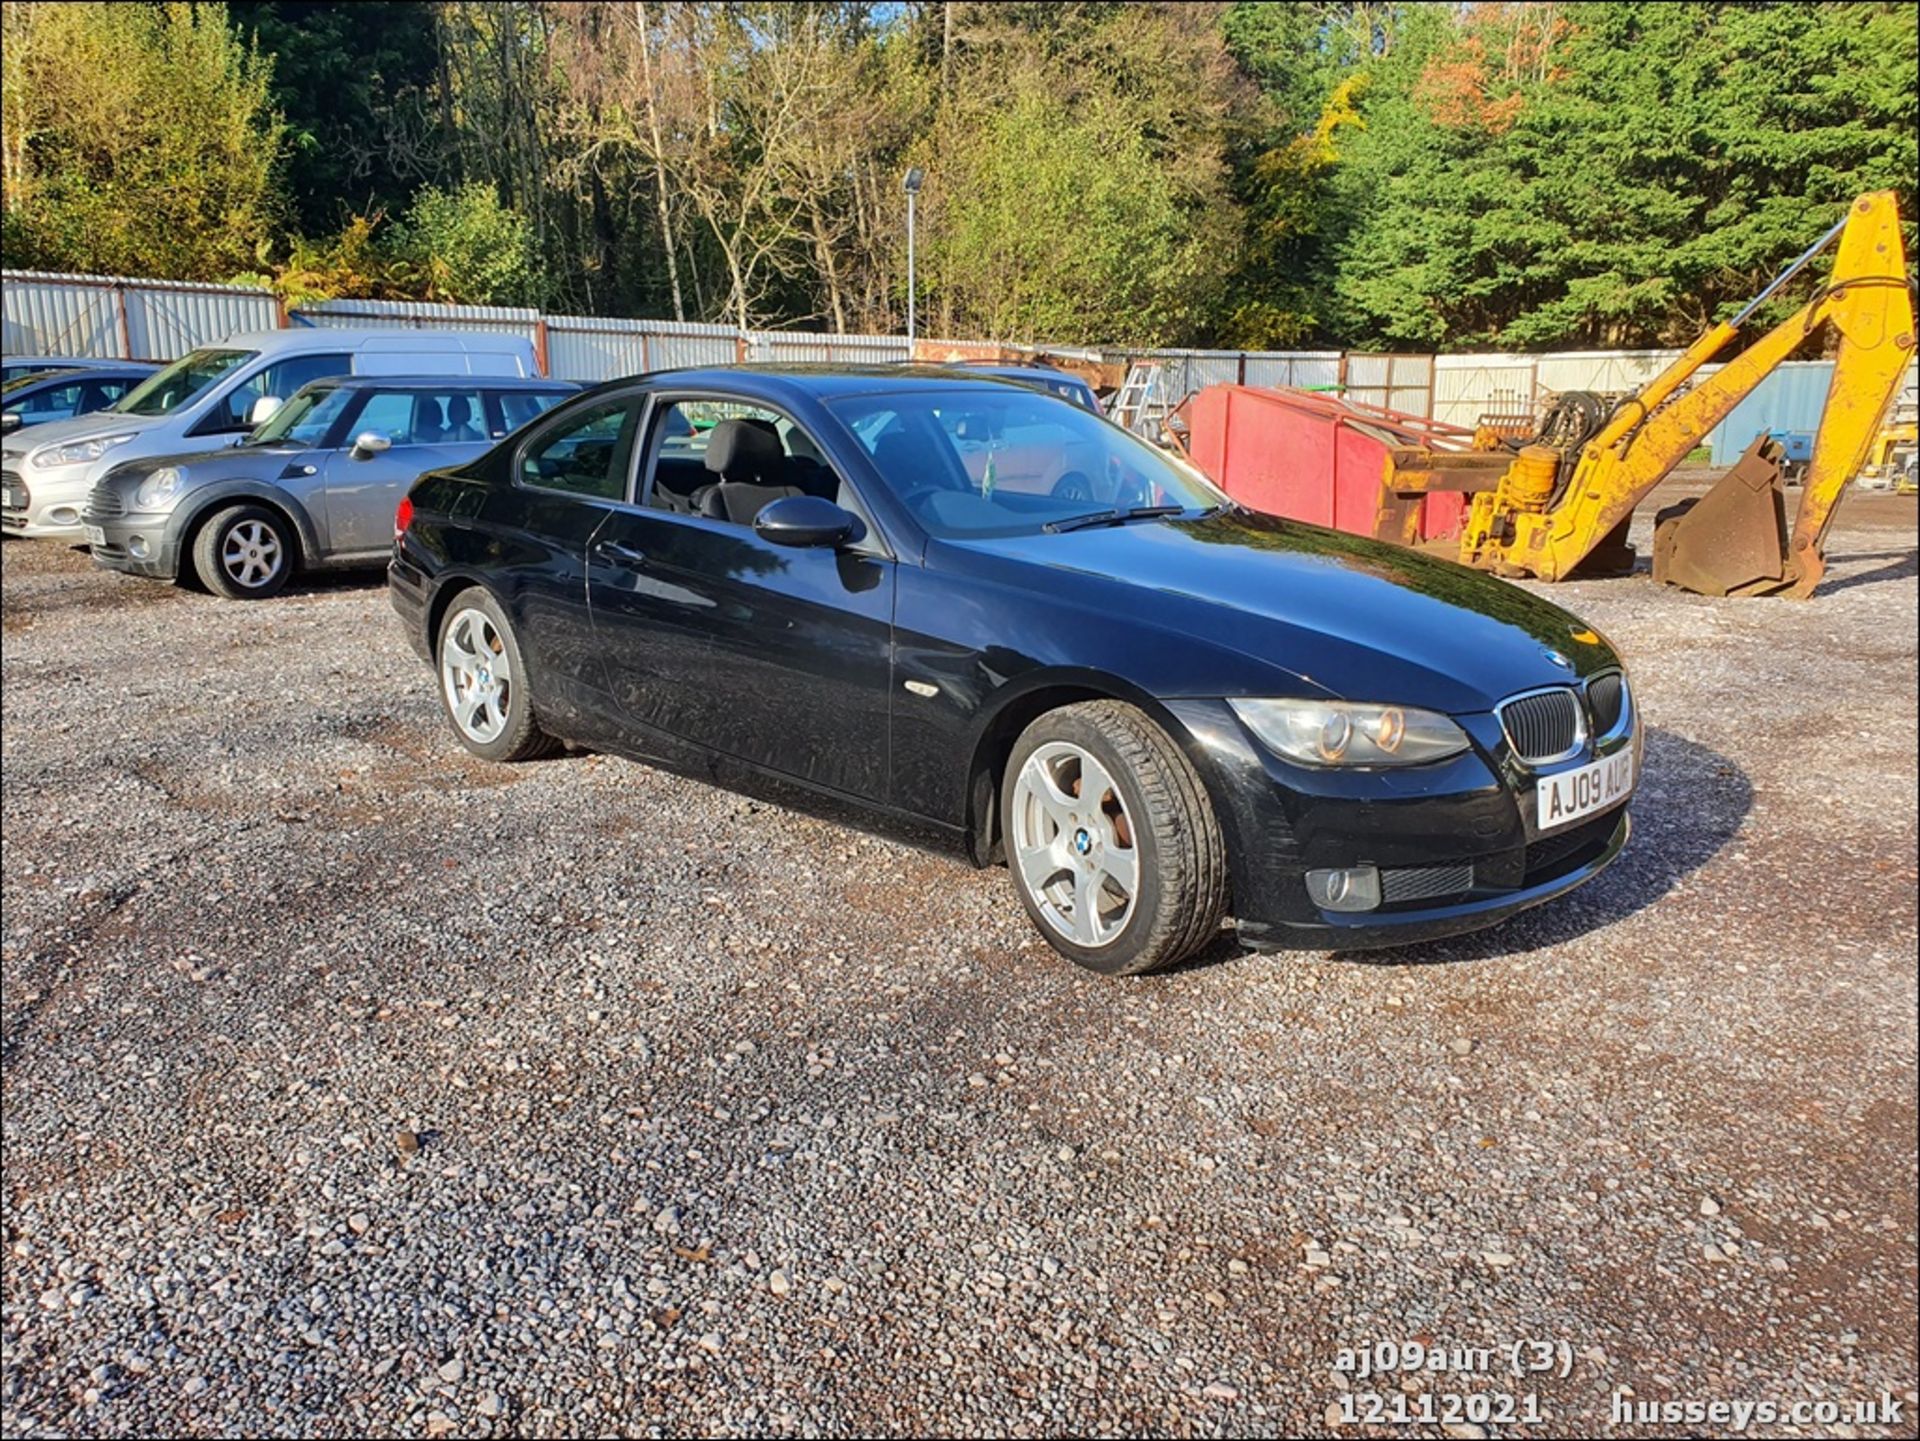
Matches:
[[1, 271, 282, 361], [7, 269, 1909, 453]]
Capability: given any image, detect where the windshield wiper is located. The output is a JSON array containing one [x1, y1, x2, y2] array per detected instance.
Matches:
[[1043, 504, 1188, 534]]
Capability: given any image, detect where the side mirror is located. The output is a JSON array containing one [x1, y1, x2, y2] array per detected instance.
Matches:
[[754, 494, 861, 548], [248, 395, 283, 427], [0, 413, 19, 435], [350, 431, 393, 461]]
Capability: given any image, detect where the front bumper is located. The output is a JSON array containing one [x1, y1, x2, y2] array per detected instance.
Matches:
[[1235, 809, 1629, 951], [83, 503, 185, 578], [1166, 698, 1638, 952], [2, 463, 92, 538]]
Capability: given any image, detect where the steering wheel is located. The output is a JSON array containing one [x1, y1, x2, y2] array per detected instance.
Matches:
[[1105, 455, 1156, 509]]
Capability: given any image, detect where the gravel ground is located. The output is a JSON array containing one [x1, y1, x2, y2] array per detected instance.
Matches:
[[3, 487, 1916, 1439]]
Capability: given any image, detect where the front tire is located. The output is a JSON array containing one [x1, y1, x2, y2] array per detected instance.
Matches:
[[192, 504, 295, 600], [1002, 701, 1227, 975], [435, 588, 561, 762]]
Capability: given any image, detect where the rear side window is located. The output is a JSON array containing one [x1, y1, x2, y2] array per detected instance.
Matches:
[[353, 388, 488, 446], [518, 398, 639, 500]]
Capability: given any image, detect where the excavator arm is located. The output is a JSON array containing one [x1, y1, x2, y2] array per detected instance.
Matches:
[[1779, 197, 1916, 595], [1412, 191, 1915, 597]]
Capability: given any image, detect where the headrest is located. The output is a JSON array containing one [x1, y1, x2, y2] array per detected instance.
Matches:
[[784, 424, 827, 465], [703, 417, 784, 478]]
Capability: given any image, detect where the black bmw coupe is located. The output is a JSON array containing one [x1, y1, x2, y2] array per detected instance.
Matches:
[[390, 366, 1637, 975]]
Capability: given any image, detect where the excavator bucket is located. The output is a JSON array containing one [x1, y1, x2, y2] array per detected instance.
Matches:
[[1651, 436, 1789, 597]]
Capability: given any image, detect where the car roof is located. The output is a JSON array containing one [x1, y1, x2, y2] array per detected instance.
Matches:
[[3, 366, 84, 383], [3, 354, 136, 366], [301, 373, 578, 392], [573, 363, 1079, 406], [943, 362, 1092, 387], [216, 329, 540, 354], [4, 363, 158, 386]]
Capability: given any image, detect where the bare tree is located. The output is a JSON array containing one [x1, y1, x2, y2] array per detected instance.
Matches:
[[633, 1, 685, 320]]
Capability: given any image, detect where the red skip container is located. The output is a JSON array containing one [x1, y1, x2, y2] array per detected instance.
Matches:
[[1179, 385, 1473, 543]]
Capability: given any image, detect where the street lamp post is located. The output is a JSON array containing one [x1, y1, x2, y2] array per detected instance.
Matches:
[[903, 167, 924, 346]]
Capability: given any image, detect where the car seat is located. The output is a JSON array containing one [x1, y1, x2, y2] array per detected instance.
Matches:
[[410, 396, 447, 445], [443, 395, 484, 445], [692, 418, 804, 525]]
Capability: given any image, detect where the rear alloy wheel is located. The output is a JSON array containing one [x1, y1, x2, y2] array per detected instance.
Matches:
[[1003, 701, 1227, 975], [192, 504, 295, 600], [435, 589, 561, 762]]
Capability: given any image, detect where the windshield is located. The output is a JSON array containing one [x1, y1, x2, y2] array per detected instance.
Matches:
[[1045, 379, 1101, 412], [4, 369, 80, 397], [247, 383, 354, 446], [829, 387, 1222, 539], [112, 348, 254, 418]]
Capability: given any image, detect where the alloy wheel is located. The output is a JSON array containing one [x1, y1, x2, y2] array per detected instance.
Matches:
[[221, 520, 284, 589], [1009, 740, 1139, 948], [441, 607, 514, 744]]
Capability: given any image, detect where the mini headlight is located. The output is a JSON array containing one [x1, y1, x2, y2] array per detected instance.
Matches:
[[134, 467, 185, 508], [1229, 698, 1469, 767], [32, 433, 136, 469]]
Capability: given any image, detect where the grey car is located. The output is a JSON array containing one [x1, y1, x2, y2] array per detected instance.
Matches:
[[83, 374, 576, 599]]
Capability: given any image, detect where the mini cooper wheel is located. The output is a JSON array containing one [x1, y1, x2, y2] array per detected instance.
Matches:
[[435, 589, 560, 762], [1002, 701, 1227, 975], [192, 504, 295, 600]]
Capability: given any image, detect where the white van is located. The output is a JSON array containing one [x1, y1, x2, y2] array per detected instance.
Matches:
[[2, 329, 539, 538]]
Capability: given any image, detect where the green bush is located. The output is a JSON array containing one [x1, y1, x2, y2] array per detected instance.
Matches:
[[388, 183, 542, 308]]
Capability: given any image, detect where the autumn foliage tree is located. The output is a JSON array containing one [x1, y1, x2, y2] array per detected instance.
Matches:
[[1, 2, 1914, 351], [1, 1, 283, 280]]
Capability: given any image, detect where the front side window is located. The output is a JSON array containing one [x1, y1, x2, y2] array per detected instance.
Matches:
[[640, 397, 843, 523], [210, 352, 353, 431], [828, 388, 1222, 539], [248, 384, 355, 447], [83, 378, 140, 409], [113, 348, 255, 417], [352, 388, 488, 446], [518, 398, 639, 500], [10, 380, 88, 419], [496, 390, 573, 435]]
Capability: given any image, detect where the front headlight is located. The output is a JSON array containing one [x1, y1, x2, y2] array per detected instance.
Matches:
[[31, 433, 136, 469], [1229, 698, 1470, 767], [133, 466, 186, 508]]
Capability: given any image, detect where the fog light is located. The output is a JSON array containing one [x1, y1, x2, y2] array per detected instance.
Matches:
[[1306, 865, 1381, 913], [127, 535, 150, 559], [49, 505, 79, 526]]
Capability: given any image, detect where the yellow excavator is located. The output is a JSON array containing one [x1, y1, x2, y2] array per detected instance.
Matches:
[[1374, 190, 1915, 597]]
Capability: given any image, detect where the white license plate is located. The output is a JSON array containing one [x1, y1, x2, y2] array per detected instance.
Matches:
[[1537, 749, 1634, 831], [84, 524, 106, 547]]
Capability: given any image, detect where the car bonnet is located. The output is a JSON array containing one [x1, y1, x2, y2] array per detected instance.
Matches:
[[955, 509, 1622, 714]]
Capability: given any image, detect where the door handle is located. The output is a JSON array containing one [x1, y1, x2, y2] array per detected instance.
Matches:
[[594, 539, 648, 565]]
